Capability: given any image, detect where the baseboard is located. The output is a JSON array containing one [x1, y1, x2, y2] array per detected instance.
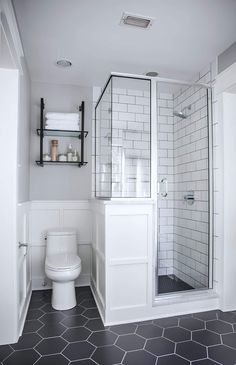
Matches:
[[32, 274, 90, 291]]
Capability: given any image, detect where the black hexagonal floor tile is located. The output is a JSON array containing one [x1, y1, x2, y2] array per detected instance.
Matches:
[[206, 319, 233, 334], [61, 314, 87, 328], [29, 300, 45, 309], [222, 332, 236, 349], [153, 316, 178, 328], [145, 337, 175, 356], [92, 345, 124, 365], [89, 330, 117, 347], [4, 349, 40, 365], [192, 330, 221, 346], [179, 317, 205, 331], [69, 360, 97, 365], [11, 333, 42, 350], [123, 349, 156, 365], [209, 344, 236, 365], [136, 324, 163, 338], [33, 354, 69, 365], [81, 299, 96, 308], [157, 354, 190, 365], [192, 360, 220, 365], [164, 326, 191, 342], [35, 337, 67, 355], [193, 311, 219, 321], [176, 341, 207, 361], [38, 322, 66, 338], [62, 305, 85, 316], [83, 308, 100, 319], [63, 341, 95, 361], [109, 323, 137, 335], [23, 319, 44, 333], [62, 327, 91, 342], [217, 311, 236, 323], [116, 334, 145, 351], [0, 345, 13, 362], [40, 312, 66, 324], [85, 318, 105, 331], [41, 303, 57, 313], [26, 309, 44, 320]]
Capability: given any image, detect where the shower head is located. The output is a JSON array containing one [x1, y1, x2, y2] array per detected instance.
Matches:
[[173, 105, 191, 119], [173, 110, 187, 119]]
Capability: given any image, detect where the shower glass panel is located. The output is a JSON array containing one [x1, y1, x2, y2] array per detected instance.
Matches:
[[95, 78, 112, 198], [156, 81, 211, 295], [95, 76, 151, 198]]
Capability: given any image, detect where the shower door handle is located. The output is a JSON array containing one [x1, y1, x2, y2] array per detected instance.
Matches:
[[157, 178, 168, 197]]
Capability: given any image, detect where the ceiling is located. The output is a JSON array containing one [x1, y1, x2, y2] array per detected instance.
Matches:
[[13, 0, 236, 87]]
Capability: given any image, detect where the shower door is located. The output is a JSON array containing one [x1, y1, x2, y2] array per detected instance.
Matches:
[[155, 81, 212, 295]]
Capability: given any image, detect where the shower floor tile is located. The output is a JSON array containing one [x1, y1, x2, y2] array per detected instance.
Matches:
[[1, 288, 236, 365], [158, 275, 193, 294]]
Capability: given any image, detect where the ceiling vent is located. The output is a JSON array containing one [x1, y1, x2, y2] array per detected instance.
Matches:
[[120, 12, 154, 29]]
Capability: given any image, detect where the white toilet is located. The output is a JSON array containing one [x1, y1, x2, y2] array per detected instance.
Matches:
[[45, 229, 81, 310]]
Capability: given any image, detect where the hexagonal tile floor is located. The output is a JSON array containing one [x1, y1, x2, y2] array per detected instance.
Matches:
[[1, 287, 236, 364]]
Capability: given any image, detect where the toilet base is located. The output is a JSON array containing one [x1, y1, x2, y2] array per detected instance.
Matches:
[[52, 281, 76, 310]]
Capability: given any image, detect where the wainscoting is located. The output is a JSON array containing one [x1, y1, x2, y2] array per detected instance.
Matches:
[[29, 201, 92, 290]]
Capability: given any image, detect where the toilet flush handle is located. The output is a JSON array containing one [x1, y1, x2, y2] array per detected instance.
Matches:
[[18, 242, 29, 256], [18, 242, 28, 248]]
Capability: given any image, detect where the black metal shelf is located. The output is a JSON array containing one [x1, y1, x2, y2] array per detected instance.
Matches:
[[36, 129, 88, 138], [36, 161, 88, 167], [36, 98, 88, 167]]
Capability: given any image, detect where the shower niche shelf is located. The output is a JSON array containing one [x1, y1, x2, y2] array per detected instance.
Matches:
[[36, 98, 88, 167]]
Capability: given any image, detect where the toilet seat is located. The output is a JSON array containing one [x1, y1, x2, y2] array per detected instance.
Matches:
[[45, 253, 81, 272]]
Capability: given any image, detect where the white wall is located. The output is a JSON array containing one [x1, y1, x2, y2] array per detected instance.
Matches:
[[0, 68, 19, 344], [18, 58, 31, 202], [30, 81, 92, 200]]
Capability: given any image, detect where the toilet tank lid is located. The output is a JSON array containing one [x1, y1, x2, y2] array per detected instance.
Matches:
[[47, 229, 77, 237]]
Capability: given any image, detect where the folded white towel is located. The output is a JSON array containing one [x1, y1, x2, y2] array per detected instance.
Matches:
[[45, 112, 80, 122], [45, 125, 80, 131], [46, 119, 79, 126]]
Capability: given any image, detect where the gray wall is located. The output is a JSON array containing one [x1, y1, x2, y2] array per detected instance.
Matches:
[[18, 58, 31, 203], [218, 42, 236, 74], [30, 81, 92, 200]]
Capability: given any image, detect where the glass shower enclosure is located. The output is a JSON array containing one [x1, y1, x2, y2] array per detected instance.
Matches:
[[95, 73, 212, 297], [95, 76, 151, 198]]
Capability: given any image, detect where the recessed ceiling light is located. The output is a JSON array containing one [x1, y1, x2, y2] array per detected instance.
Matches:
[[146, 71, 159, 77], [56, 59, 72, 68], [120, 12, 154, 29]]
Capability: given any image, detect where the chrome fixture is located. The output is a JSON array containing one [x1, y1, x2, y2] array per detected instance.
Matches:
[[158, 178, 168, 197], [184, 190, 195, 205], [173, 105, 191, 119], [18, 242, 28, 248]]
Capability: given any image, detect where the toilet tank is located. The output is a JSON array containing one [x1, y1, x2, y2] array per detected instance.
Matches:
[[46, 230, 77, 256]]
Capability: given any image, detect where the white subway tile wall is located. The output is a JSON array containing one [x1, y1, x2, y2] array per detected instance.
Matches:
[[94, 79, 151, 198], [172, 81, 209, 289]]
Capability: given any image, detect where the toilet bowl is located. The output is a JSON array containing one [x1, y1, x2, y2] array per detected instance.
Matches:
[[45, 230, 81, 310]]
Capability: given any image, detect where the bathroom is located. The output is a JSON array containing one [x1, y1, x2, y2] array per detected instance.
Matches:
[[1, 1, 236, 364]]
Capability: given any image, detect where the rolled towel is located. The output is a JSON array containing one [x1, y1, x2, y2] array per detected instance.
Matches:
[[45, 112, 80, 122]]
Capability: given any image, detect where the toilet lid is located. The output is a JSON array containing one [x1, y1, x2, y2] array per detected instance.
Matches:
[[46, 254, 81, 271]]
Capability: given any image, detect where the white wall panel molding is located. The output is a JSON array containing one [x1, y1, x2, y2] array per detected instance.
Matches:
[[29, 200, 92, 290]]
